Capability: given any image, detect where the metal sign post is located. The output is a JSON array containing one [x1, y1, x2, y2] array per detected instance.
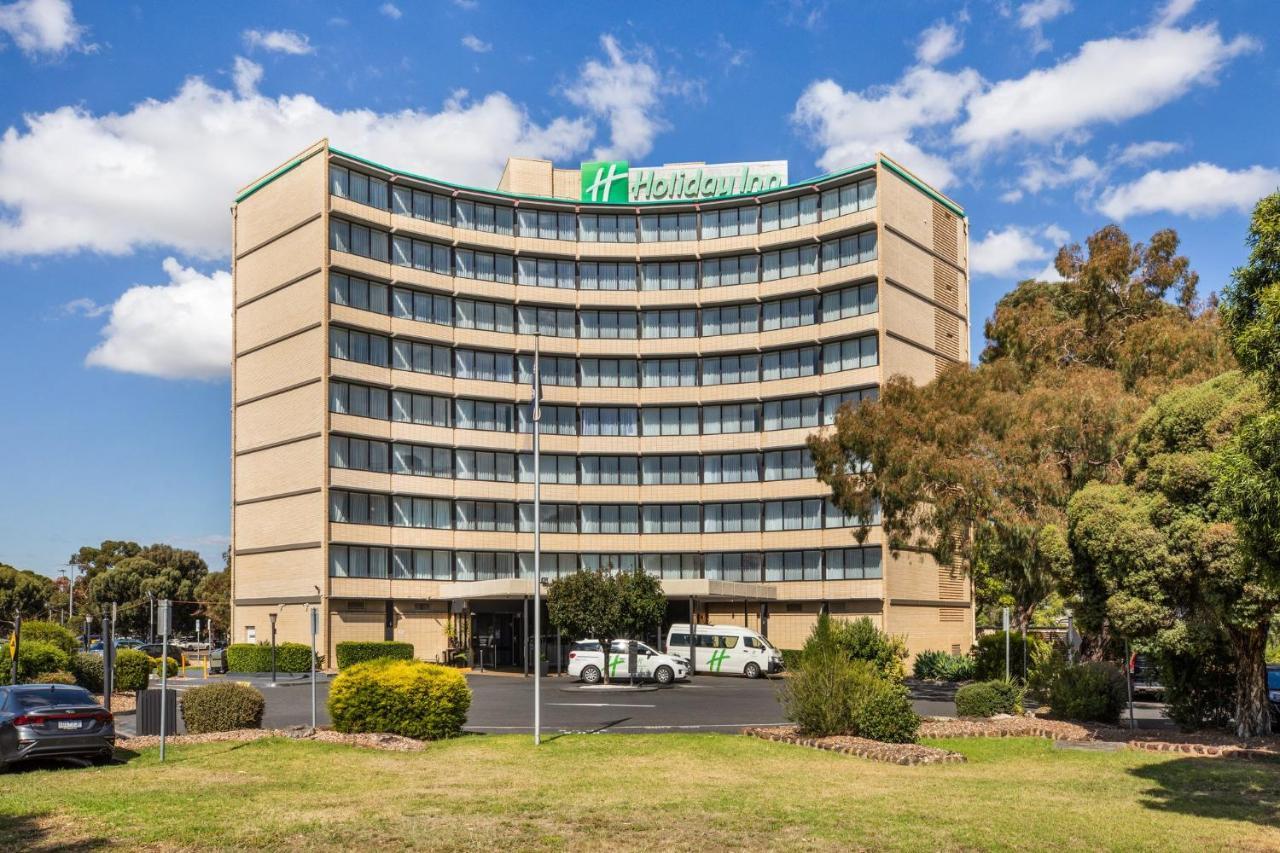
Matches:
[[1002, 607, 1011, 681], [532, 336, 542, 746], [310, 605, 319, 729], [158, 598, 172, 762]]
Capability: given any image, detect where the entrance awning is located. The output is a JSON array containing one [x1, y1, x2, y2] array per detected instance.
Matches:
[[436, 577, 777, 601]]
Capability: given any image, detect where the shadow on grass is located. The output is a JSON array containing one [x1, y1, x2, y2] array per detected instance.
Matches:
[[1130, 756, 1280, 828], [0, 812, 111, 851]]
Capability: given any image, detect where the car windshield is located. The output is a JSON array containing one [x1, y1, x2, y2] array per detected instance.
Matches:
[[8, 686, 95, 711], [1268, 670, 1280, 691]]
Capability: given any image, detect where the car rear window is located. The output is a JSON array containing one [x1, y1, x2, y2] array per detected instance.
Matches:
[[9, 686, 95, 711], [570, 641, 601, 652], [1268, 670, 1280, 691]]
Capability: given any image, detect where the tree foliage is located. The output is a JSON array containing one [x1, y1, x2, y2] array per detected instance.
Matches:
[[72, 540, 208, 635], [810, 225, 1228, 627], [0, 563, 55, 621], [195, 571, 231, 640], [546, 568, 664, 684]]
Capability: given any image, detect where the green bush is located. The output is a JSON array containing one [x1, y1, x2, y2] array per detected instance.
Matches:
[[955, 680, 1024, 717], [0, 640, 71, 684], [34, 671, 77, 685], [829, 617, 908, 681], [20, 621, 78, 656], [226, 642, 317, 673], [181, 683, 266, 733], [1048, 662, 1128, 724], [851, 675, 920, 743], [913, 650, 976, 681], [779, 615, 919, 741], [335, 641, 415, 670], [71, 652, 104, 693], [1160, 647, 1234, 730], [113, 649, 152, 691], [328, 659, 471, 739], [780, 649, 804, 671], [149, 656, 183, 676], [973, 631, 1049, 682]]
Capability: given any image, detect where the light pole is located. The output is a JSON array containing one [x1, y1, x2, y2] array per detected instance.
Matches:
[[269, 611, 278, 684], [83, 614, 91, 652], [148, 591, 155, 645]]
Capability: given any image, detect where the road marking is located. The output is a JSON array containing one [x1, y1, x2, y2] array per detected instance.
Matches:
[[546, 702, 656, 708]]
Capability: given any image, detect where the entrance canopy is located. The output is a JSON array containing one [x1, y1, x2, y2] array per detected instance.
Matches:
[[437, 577, 777, 602]]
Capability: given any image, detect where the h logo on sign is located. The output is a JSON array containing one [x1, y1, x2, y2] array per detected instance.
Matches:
[[581, 160, 629, 203]]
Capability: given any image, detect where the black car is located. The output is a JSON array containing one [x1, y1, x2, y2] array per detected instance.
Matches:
[[0, 684, 116, 770], [1268, 666, 1280, 725], [136, 642, 183, 663]]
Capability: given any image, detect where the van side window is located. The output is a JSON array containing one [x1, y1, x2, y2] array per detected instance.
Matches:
[[744, 637, 762, 649], [717, 636, 739, 649], [669, 633, 689, 647], [697, 635, 716, 648]]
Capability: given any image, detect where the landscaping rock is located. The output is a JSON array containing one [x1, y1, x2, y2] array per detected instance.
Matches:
[[745, 726, 965, 765], [118, 727, 428, 752]]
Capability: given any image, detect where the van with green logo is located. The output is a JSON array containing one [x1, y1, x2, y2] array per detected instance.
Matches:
[[665, 624, 783, 679]]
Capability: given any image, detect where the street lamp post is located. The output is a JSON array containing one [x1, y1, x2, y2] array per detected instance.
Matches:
[[83, 614, 91, 652], [269, 612, 278, 684], [148, 592, 155, 645]]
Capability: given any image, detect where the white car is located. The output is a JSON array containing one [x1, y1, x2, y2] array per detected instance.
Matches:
[[568, 640, 689, 685]]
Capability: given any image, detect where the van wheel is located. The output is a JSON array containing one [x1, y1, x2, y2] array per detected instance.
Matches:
[[655, 665, 674, 685], [743, 662, 761, 679], [581, 665, 601, 684]]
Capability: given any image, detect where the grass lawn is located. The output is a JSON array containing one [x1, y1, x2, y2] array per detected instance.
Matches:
[[1, 735, 1278, 851]]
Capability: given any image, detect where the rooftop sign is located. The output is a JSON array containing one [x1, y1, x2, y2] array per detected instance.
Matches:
[[581, 160, 788, 204]]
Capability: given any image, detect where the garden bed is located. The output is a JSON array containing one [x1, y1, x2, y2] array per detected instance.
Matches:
[[745, 725, 965, 765], [118, 726, 427, 752]]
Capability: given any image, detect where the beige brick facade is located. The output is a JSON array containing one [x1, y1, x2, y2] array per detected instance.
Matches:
[[231, 142, 974, 666]]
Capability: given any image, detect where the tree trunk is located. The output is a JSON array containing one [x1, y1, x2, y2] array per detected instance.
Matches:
[[1230, 623, 1271, 738]]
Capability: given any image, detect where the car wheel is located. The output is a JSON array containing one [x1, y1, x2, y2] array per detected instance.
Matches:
[[744, 662, 761, 679], [655, 665, 674, 685], [91, 752, 114, 767], [581, 665, 601, 685]]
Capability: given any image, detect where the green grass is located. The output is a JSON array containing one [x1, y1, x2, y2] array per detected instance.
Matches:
[[1, 735, 1278, 851]]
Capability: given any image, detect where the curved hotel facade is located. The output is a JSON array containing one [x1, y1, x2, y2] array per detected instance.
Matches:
[[230, 140, 972, 667]]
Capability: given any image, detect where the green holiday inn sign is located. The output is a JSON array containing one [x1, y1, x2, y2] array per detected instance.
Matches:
[[581, 159, 788, 204]]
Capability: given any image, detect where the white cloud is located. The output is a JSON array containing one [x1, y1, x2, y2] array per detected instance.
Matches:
[[1155, 0, 1197, 28], [0, 0, 89, 56], [1016, 0, 1073, 29], [0, 60, 592, 259], [956, 23, 1256, 152], [563, 35, 675, 162], [1097, 162, 1280, 220], [1017, 153, 1099, 194], [1115, 140, 1182, 166], [971, 224, 1067, 277], [792, 66, 982, 189], [916, 21, 962, 65], [379, 3, 401, 20], [461, 34, 491, 53], [243, 29, 314, 56], [85, 258, 231, 381], [453, 0, 478, 8], [62, 296, 108, 317]]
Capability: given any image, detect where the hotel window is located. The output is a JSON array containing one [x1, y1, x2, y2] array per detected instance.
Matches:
[[579, 261, 638, 291], [824, 546, 883, 580], [820, 230, 878, 270], [640, 406, 699, 436], [642, 504, 700, 534], [579, 456, 640, 485], [454, 450, 517, 482], [701, 354, 760, 386], [761, 346, 818, 381], [763, 499, 824, 531], [515, 452, 574, 484], [580, 310, 639, 339], [822, 388, 878, 424], [641, 309, 697, 339], [519, 404, 576, 435], [330, 328, 390, 368], [821, 335, 879, 373], [820, 177, 877, 219], [580, 358, 638, 388], [704, 453, 761, 484], [761, 245, 819, 281], [581, 505, 640, 534], [641, 554, 702, 580], [640, 262, 697, 291], [517, 355, 575, 387], [764, 449, 816, 481], [328, 545, 390, 579], [454, 501, 517, 533], [640, 358, 698, 388], [763, 397, 821, 431], [762, 295, 817, 331], [580, 407, 639, 437], [764, 550, 823, 582], [703, 403, 761, 435], [702, 303, 760, 336], [701, 204, 758, 239], [640, 455, 700, 486], [516, 306, 575, 338], [821, 283, 878, 321], [454, 298, 514, 333], [703, 502, 762, 533], [701, 254, 759, 288], [705, 552, 763, 582]]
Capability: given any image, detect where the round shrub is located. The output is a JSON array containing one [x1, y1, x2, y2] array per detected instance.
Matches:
[[1048, 662, 1128, 724], [955, 680, 1024, 717], [34, 671, 77, 685], [20, 621, 78, 656], [181, 683, 265, 733], [71, 651, 104, 693], [1, 640, 71, 684], [830, 618, 908, 681], [335, 641, 415, 670], [226, 642, 316, 673], [852, 676, 920, 743], [150, 656, 183, 676], [328, 659, 471, 740], [973, 631, 1048, 682], [113, 648, 152, 691]]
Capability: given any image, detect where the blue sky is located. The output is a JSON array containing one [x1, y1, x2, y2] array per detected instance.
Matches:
[[0, 0, 1275, 578]]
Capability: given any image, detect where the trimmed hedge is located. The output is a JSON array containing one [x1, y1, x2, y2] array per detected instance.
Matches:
[[1048, 662, 1128, 724], [913, 649, 976, 682], [20, 621, 78, 656], [181, 683, 266, 733], [328, 658, 471, 739], [149, 656, 183, 676], [35, 671, 77, 685], [226, 642, 316, 673], [335, 641, 415, 670], [113, 649, 152, 691], [1, 640, 71, 684], [955, 680, 1024, 717], [851, 674, 920, 743], [71, 652, 104, 693]]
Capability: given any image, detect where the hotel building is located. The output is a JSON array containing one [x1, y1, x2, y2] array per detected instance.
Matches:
[[230, 139, 972, 668]]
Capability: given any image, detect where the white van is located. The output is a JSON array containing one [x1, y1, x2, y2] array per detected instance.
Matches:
[[665, 624, 783, 678]]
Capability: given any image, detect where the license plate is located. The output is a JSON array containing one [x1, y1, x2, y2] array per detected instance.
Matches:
[[57, 720, 81, 730]]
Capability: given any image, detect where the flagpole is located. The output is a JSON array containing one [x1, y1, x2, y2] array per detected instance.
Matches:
[[532, 334, 542, 746]]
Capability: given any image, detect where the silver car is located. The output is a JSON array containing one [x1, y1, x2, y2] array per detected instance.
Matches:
[[0, 684, 116, 770]]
